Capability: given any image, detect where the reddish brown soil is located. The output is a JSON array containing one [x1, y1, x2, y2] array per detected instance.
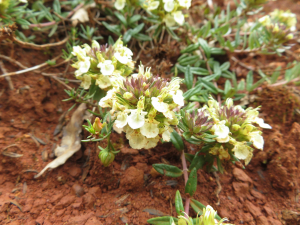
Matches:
[[1, 1, 300, 225]]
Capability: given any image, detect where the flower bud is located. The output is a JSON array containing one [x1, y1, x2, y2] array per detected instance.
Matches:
[[225, 98, 233, 108], [93, 117, 103, 133], [123, 92, 133, 100], [272, 24, 279, 33], [232, 124, 241, 132], [99, 148, 115, 167], [286, 33, 294, 40]]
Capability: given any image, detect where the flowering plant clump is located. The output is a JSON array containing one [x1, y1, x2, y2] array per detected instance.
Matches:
[[71, 38, 134, 91], [142, 0, 191, 27], [170, 205, 232, 225], [196, 96, 272, 165], [258, 9, 296, 45], [99, 64, 184, 149]]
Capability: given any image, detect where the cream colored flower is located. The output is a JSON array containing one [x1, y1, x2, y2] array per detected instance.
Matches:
[[173, 11, 185, 25], [80, 74, 91, 89], [147, 0, 160, 10], [114, 0, 125, 10], [232, 142, 250, 160], [126, 129, 147, 149], [140, 119, 160, 138], [171, 90, 184, 106], [114, 47, 133, 64], [211, 120, 230, 143], [164, 0, 174, 12], [74, 57, 91, 77], [178, 0, 191, 9], [254, 117, 272, 129], [162, 126, 173, 142], [164, 14, 176, 27], [96, 74, 112, 89], [151, 97, 169, 112], [114, 112, 128, 128], [127, 109, 147, 129], [249, 131, 264, 150], [144, 136, 160, 149], [98, 60, 115, 76]]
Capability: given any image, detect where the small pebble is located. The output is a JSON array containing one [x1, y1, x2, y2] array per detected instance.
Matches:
[[72, 184, 84, 197]]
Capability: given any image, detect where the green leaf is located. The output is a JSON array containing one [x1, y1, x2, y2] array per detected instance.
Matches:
[[147, 216, 178, 225], [178, 56, 200, 66], [191, 199, 222, 221], [108, 36, 115, 46], [217, 157, 224, 174], [190, 198, 206, 216], [53, 0, 61, 14], [183, 84, 203, 99], [224, 80, 231, 95], [199, 78, 219, 94], [131, 23, 144, 35], [237, 79, 245, 90], [184, 153, 195, 163], [48, 24, 58, 37], [123, 30, 132, 44], [175, 190, 184, 216], [15, 18, 30, 26], [189, 153, 206, 171], [198, 38, 211, 58], [185, 65, 193, 89], [185, 167, 197, 197], [133, 33, 152, 41], [181, 43, 200, 54], [166, 27, 181, 41], [170, 130, 184, 151], [249, 77, 266, 92], [270, 66, 281, 84], [114, 12, 127, 26], [37, 2, 53, 21], [152, 164, 183, 178], [102, 22, 121, 36], [246, 71, 253, 91], [128, 14, 141, 25]]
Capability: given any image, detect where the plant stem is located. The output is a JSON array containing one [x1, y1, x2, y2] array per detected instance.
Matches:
[[181, 150, 190, 218]]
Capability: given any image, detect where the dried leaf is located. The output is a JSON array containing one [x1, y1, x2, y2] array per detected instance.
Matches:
[[34, 103, 87, 178]]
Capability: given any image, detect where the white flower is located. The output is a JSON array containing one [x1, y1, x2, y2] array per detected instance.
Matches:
[[164, 0, 174, 12], [225, 98, 233, 108], [171, 90, 184, 106], [249, 131, 264, 150], [151, 97, 169, 112], [74, 57, 90, 77], [114, 0, 126, 10], [233, 142, 250, 160], [98, 60, 115, 76], [126, 129, 147, 149], [99, 88, 115, 108], [115, 112, 128, 128], [164, 14, 176, 27], [114, 47, 133, 64], [140, 119, 159, 138], [211, 120, 230, 143], [144, 136, 160, 149], [147, 1, 160, 10], [81, 74, 91, 89], [19, 0, 28, 3], [127, 109, 147, 129], [72, 46, 86, 59], [259, 15, 271, 26], [178, 0, 191, 9], [96, 74, 112, 89], [162, 126, 173, 142], [173, 11, 185, 25], [92, 40, 100, 49], [254, 117, 272, 129]]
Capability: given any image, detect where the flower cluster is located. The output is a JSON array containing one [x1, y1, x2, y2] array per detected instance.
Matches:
[[142, 0, 191, 27], [71, 38, 134, 90], [171, 205, 231, 225], [258, 10, 296, 42], [196, 97, 272, 165], [99, 64, 184, 149]]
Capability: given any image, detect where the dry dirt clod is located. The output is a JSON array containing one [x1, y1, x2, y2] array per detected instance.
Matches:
[[72, 184, 85, 197], [41, 150, 48, 162]]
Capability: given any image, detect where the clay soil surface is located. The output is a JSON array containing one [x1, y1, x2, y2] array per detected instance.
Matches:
[[1, 1, 300, 225]]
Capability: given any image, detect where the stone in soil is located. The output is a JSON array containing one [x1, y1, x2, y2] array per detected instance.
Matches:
[[120, 166, 144, 190]]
